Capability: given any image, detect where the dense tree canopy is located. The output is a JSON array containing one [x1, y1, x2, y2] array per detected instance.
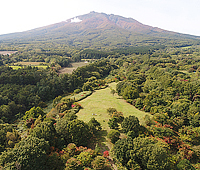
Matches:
[[1, 44, 200, 169]]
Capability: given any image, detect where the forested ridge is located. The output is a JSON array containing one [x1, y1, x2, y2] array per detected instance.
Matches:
[[0, 44, 200, 169]]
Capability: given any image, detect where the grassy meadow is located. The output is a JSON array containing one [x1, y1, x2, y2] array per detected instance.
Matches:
[[9, 62, 48, 70], [77, 82, 150, 130], [76, 82, 150, 151]]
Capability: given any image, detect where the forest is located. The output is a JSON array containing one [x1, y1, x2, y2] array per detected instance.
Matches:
[[0, 44, 200, 170]]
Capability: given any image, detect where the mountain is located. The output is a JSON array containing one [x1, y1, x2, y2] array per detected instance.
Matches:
[[0, 11, 200, 49]]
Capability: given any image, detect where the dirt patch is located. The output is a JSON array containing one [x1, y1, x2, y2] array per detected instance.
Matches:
[[59, 62, 89, 74], [58, 67, 76, 74], [0, 51, 18, 55]]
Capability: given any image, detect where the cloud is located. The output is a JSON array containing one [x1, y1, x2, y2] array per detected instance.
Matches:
[[71, 17, 82, 23]]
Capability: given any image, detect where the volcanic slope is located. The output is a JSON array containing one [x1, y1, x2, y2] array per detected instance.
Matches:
[[0, 11, 199, 49]]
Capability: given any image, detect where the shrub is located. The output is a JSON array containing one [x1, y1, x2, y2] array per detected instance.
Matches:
[[103, 151, 109, 158], [107, 108, 117, 116], [91, 156, 112, 170], [23, 106, 45, 121], [74, 89, 82, 94], [177, 159, 195, 170], [111, 111, 124, 123], [65, 157, 82, 170], [77, 152, 93, 167]]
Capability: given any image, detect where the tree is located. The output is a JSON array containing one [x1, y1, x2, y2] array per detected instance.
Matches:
[[135, 98, 143, 110], [88, 118, 102, 134], [63, 112, 77, 121], [108, 117, 119, 129], [111, 111, 124, 123], [30, 121, 57, 146], [122, 86, 139, 100], [113, 137, 170, 170], [0, 124, 16, 152], [116, 81, 126, 96], [6, 129, 21, 148], [67, 119, 92, 146], [107, 129, 120, 143], [121, 116, 140, 134], [23, 106, 45, 121], [0, 137, 50, 170], [56, 119, 91, 146], [53, 95, 62, 107]]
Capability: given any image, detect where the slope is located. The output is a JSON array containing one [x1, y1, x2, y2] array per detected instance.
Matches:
[[0, 11, 199, 49]]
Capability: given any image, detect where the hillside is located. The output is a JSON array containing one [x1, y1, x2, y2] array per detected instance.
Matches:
[[0, 11, 200, 49]]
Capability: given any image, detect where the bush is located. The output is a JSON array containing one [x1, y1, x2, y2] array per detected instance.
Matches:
[[23, 106, 45, 121], [91, 156, 112, 170], [107, 108, 117, 116], [65, 157, 82, 170], [177, 159, 195, 170], [74, 89, 82, 94], [77, 152, 93, 167]]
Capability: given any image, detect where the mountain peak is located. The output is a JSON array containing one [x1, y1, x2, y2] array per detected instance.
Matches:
[[0, 12, 199, 49], [64, 11, 164, 34]]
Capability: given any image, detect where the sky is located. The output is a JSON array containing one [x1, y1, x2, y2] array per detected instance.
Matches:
[[0, 0, 200, 36]]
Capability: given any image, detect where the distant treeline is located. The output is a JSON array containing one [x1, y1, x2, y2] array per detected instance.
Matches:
[[111, 45, 166, 55], [75, 45, 166, 60]]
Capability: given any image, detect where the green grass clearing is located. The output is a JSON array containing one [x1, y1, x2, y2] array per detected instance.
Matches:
[[77, 82, 150, 130], [9, 65, 48, 70], [8, 62, 49, 70], [181, 46, 192, 49], [77, 82, 151, 151]]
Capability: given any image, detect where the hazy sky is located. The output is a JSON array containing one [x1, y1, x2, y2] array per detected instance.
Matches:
[[0, 0, 200, 36]]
